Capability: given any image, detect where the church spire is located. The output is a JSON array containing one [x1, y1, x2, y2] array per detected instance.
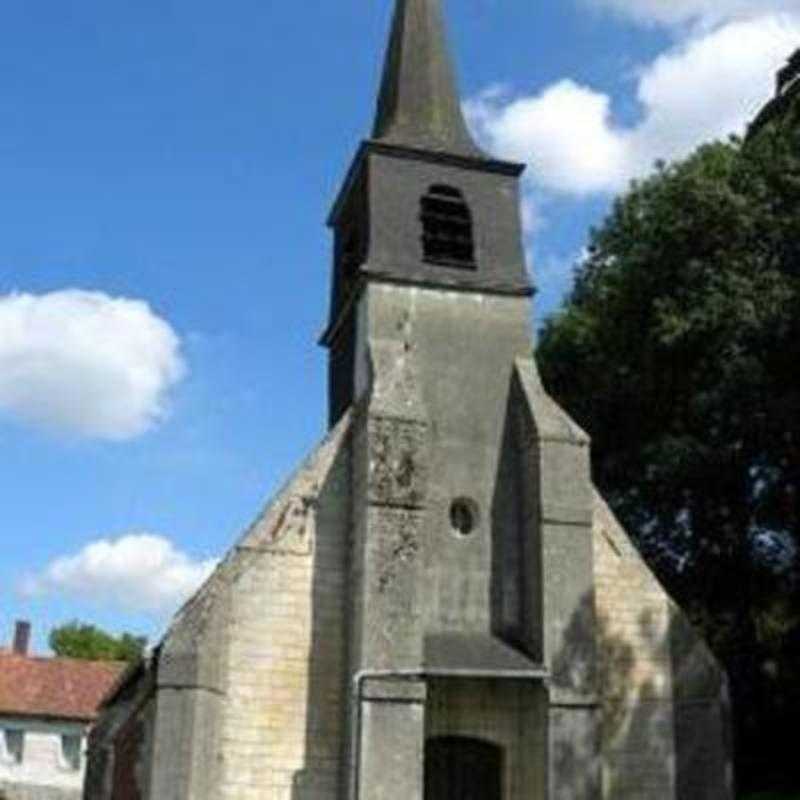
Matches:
[[372, 0, 483, 158]]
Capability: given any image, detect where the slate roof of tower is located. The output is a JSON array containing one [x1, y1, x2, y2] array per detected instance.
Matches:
[[372, 0, 485, 158], [0, 651, 124, 721]]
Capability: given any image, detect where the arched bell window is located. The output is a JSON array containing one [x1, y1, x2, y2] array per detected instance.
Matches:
[[420, 185, 476, 268]]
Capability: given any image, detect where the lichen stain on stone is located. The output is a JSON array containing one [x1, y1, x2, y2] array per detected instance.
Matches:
[[395, 452, 415, 488], [376, 512, 420, 593], [368, 417, 428, 506]]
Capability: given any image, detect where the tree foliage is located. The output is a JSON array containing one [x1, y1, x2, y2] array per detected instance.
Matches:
[[49, 621, 146, 663], [537, 104, 800, 788]]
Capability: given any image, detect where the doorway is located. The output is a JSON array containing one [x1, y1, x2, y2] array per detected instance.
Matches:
[[425, 736, 503, 800]]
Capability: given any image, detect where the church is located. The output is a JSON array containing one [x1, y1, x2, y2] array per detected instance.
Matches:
[[85, 1, 734, 798]]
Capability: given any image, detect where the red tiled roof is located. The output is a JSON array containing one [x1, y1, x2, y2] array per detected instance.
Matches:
[[0, 652, 125, 721]]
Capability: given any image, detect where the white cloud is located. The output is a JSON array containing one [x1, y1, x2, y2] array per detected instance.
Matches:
[[466, 13, 800, 197], [468, 80, 627, 195], [0, 290, 186, 440], [21, 534, 218, 615], [585, 0, 797, 28]]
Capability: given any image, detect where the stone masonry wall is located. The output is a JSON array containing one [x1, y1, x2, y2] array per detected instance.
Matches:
[[216, 415, 352, 800], [86, 413, 352, 800], [592, 495, 677, 800]]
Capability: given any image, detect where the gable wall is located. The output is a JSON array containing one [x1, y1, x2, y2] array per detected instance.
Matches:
[[592, 494, 734, 800], [592, 496, 677, 800], [216, 419, 352, 800]]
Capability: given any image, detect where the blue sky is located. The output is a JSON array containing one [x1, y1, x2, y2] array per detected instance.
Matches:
[[0, 0, 797, 652]]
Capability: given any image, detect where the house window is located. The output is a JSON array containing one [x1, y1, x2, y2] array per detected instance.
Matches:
[[420, 185, 476, 268], [61, 733, 83, 771], [2, 729, 24, 764]]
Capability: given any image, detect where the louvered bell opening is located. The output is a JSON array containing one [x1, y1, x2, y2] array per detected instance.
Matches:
[[420, 185, 476, 269]]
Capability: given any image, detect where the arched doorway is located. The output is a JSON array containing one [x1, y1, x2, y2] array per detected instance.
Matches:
[[425, 737, 503, 800]]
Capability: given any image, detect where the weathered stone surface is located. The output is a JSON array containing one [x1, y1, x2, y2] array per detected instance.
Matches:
[[593, 495, 677, 800], [593, 494, 734, 799], [215, 413, 352, 800], [358, 679, 427, 800], [371, 507, 422, 595], [367, 417, 428, 508]]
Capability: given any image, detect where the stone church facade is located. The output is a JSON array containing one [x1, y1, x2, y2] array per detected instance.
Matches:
[[85, 1, 734, 798]]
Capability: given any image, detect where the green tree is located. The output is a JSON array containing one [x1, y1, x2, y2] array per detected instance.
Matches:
[[536, 113, 800, 788], [49, 621, 146, 663]]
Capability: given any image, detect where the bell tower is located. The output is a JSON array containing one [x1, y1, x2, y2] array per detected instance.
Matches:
[[325, 2, 601, 800], [322, 0, 532, 426]]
